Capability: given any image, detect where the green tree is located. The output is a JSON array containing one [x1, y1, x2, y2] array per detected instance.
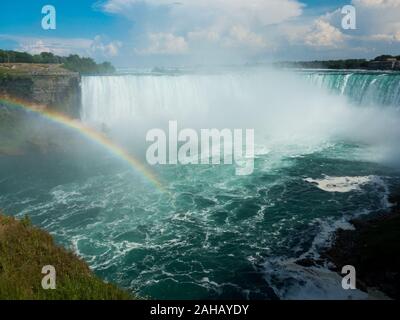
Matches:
[[0, 50, 115, 74]]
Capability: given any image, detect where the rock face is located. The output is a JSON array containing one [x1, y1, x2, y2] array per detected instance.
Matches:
[[0, 64, 81, 118], [323, 194, 400, 300], [0, 64, 82, 155]]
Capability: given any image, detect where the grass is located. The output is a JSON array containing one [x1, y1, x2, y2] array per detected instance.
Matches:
[[0, 63, 75, 76], [0, 214, 135, 300]]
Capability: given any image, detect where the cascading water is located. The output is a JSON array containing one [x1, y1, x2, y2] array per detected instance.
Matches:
[[2, 68, 400, 299], [81, 70, 400, 128], [302, 71, 400, 107], [81, 70, 400, 166]]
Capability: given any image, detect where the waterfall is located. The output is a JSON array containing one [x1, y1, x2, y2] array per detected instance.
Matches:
[[80, 69, 400, 167], [80, 74, 242, 126], [302, 71, 400, 107], [81, 71, 400, 128]]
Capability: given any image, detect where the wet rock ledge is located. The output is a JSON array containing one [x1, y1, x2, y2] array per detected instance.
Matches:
[[323, 193, 400, 299]]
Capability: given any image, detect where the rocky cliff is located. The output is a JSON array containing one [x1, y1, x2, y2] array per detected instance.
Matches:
[[0, 63, 81, 118], [0, 64, 82, 155]]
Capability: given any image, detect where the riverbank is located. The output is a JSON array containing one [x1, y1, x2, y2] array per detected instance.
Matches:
[[0, 214, 135, 300], [323, 193, 400, 299]]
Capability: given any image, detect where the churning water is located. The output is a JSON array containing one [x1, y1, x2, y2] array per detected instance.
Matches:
[[1, 68, 400, 299]]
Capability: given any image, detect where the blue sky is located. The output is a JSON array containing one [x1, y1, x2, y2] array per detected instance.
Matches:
[[1, 0, 400, 67]]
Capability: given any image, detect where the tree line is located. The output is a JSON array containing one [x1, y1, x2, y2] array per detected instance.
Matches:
[[0, 50, 115, 74], [276, 55, 400, 70]]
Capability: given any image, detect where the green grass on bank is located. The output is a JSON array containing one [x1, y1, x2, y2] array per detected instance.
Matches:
[[0, 214, 134, 300]]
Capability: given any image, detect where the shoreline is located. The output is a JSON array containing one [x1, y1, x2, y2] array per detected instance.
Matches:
[[0, 214, 135, 300]]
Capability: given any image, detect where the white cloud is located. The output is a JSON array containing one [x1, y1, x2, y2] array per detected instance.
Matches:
[[100, 0, 400, 61], [91, 35, 122, 57], [103, 0, 302, 55], [0, 34, 122, 60], [136, 33, 188, 55], [187, 30, 220, 43], [323, 0, 400, 43], [102, 0, 303, 25], [367, 32, 400, 42], [187, 25, 269, 50], [354, 0, 400, 8], [0, 35, 93, 56], [355, 0, 400, 42], [278, 0, 400, 55], [304, 19, 345, 48], [19, 40, 65, 55], [225, 25, 268, 49]]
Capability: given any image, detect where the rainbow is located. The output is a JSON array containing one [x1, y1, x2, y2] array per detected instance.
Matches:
[[0, 95, 164, 191]]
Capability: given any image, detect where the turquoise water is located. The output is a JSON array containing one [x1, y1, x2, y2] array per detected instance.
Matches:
[[1, 69, 400, 299], [302, 70, 400, 107]]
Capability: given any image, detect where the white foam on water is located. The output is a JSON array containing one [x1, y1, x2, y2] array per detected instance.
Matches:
[[264, 258, 368, 300], [304, 175, 392, 210], [264, 175, 392, 300], [305, 175, 377, 193], [81, 70, 400, 170]]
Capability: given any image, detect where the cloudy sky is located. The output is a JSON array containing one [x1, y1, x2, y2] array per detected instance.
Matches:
[[1, 0, 400, 67]]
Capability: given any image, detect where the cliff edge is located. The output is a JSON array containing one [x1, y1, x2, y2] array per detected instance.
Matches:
[[0, 214, 134, 300], [0, 63, 82, 155], [0, 63, 81, 118]]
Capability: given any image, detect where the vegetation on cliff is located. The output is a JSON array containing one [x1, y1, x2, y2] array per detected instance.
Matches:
[[0, 63, 75, 77], [280, 59, 369, 69], [276, 55, 400, 70], [0, 214, 134, 300], [0, 50, 115, 74]]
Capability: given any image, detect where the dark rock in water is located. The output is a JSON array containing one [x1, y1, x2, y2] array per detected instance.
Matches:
[[295, 258, 325, 268], [323, 198, 400, 299]]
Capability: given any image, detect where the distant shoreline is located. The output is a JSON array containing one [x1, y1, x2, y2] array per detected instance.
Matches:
[[275, 55, 400, 71]]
